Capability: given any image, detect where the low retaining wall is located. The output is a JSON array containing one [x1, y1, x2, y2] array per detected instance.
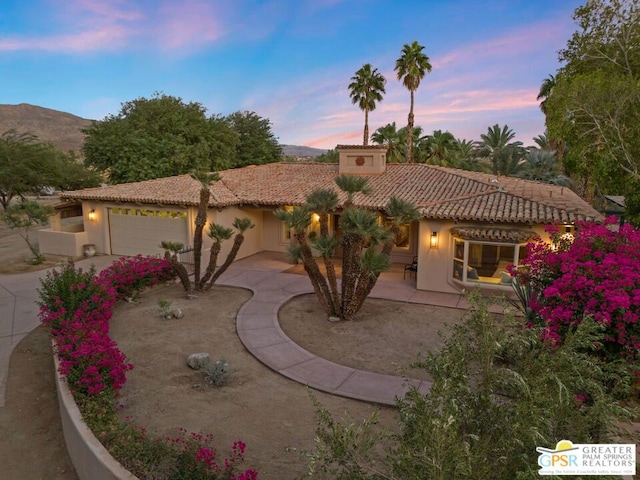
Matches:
[[53, 351, 138, 480]]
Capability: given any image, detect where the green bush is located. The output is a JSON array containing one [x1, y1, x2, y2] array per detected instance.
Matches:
[[302, 292, 638, 479]]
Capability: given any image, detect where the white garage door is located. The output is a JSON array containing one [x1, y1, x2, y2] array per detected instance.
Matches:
[[108, 207, 189, 256]]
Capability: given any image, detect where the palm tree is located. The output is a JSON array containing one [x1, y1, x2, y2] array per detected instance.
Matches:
[[478, 124, 525, 175], [397, 126, 425, 162], [350, 197, 419, 314], [532, 130, 551, 150], [348, 64, 386, 145], [306, 189, 340, 313], [537, 74, 556, 115], [160, 240, 192, 295], [204, 217, 255, 290], [334, 174, 371, 206], [516, 149, 572, 186], [199, 223, 233, 290], [394, 41, 432, 163], [424, 129, 456, 165], [371, 122, 402, 162], [275, 205, 335, 316], [191, 171, 220, 287]]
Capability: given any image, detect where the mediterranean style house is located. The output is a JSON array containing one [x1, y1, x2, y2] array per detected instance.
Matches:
[[41, 145, 602, 295]]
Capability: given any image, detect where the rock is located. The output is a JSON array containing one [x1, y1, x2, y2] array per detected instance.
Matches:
[[172, 308, 184, 319], [187, 352, 210, 370], [328, 316, 341, 323]]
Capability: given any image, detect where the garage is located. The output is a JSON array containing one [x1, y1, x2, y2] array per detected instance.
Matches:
[[108, 207, 190, 256]]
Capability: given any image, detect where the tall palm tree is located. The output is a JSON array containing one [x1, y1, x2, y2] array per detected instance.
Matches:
[[536, 75, 567, 171], [398, 126, 425, 162], [394, 41, 432, 163], [371, 122, 402, 162], [537, 74, 556, 115], [478, 124, 524, 175], [348, 64, 386, 145]]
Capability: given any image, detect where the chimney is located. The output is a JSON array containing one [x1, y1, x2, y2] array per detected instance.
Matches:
[[336, 145, 388, 175]]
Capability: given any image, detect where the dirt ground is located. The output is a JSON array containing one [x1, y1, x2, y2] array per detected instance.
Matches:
[[0, 218, 465, 480], [111, 283, 464, 479]]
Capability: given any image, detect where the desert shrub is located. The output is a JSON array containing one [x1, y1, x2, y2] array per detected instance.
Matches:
[[202, 359, 232, 388], [302, 293, 636, 479]]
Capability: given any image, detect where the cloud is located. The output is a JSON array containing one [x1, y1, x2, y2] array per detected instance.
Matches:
[[153, 1, 225, 50], [0, 0, 226, 53]]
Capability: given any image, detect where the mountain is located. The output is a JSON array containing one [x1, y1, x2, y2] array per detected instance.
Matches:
[[0, 103, 93, 153], [0, 103, 327, 159], [281, 144, 327, 158]]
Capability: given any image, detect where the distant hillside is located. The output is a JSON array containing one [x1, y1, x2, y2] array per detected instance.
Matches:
[[0, 103, 93, 153], [0, 103, 325, 160], [281, 144, 327, 158]]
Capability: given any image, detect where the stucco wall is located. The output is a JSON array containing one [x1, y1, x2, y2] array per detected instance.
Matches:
[[262, 210, 290, 253], [39, 228, 89, 257], [212, 207, 264, 261]]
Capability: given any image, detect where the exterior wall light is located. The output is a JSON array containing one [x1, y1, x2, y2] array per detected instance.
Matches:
[[88, 209, 96, 222], [312, 213, 320, 223], [430, 231, 438, 249]]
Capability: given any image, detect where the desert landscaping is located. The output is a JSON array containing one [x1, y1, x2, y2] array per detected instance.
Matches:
[[0, 215, 467, 479]]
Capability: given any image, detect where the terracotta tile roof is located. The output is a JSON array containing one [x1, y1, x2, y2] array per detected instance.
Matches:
[[450, 226, 540, 243], [61, 174, 205, 206], [61, 162, 603, 224]]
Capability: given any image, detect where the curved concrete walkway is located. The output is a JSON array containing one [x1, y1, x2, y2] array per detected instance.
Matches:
[[0, 251, 481, 407], [218, 252, 479, 406]]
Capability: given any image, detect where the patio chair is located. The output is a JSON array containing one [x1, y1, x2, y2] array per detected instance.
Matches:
[[404, 256, 418, 279]]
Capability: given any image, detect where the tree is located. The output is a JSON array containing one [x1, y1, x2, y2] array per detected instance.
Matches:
[[423, 129, 455, 166], [201, 217, 255, 290], [225, 111, 283, 168], [543, 0, 639, 206], [371, 122, 403, 163], [396, 126, 425, 163], [515, 149, 571, 186], [315, 149, 339, 163], [1, 199, 53, 263], [276, 176, 418, 321], [191, 172, 221, 287], [348, 64, 386, 146], [160, 241, 193, 295], [394, 41, 432, 163], [0, 130, 99, 210], [83, 93, 237, 183], [477, 124, 525, 175], [536, 74, 556, 115], [448, 138, 484, 171]]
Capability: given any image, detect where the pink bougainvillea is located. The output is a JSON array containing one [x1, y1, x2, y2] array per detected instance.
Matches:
[[38, 256, 258, 478], [516, 218, 640, 361], [39, 255, 175, 395]]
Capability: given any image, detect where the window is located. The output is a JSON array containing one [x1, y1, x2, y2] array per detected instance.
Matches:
[[109, 208, 187, 219], [383, 218, 412, 249], [452, 239, 527, 286]]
